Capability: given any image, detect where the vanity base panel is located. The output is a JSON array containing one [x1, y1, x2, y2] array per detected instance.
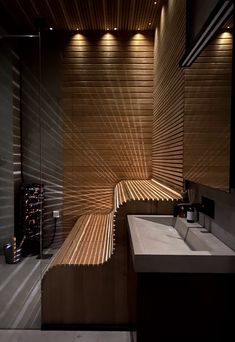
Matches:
[[137, 273, 235, 341]]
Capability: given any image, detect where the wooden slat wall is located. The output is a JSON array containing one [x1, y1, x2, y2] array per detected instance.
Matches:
[[63, 32, 154, 228], [184, 30, 233, 192], [152, 0, 185, 192]]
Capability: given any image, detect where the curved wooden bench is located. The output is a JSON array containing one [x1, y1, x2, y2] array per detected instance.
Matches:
[[50, 212, 114, 267], [42, 179, 181, 328]]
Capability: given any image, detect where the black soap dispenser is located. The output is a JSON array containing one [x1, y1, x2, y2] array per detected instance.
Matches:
[[186, 206, 194, 223]]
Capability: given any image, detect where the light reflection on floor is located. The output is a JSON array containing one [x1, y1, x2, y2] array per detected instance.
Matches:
[[0, 250, 54, 329]]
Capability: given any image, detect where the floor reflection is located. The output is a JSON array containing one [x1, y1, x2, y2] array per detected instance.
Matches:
[[0, 249, 55, 329]]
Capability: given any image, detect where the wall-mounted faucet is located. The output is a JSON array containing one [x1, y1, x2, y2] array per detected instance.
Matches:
[[173, 202, 201, 218], [174, 196, 215, 224]]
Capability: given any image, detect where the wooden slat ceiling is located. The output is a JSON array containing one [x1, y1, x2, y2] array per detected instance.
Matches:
[[223, 16, 233, 29], [0, 0, 162, 32]]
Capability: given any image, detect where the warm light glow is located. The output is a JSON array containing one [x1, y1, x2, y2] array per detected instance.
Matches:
[[138, 28, 140, 30], [160, 5, 166, 33], [99, 32, 117, 50], [49, 27, 53, 31], [114, 27, 117, 30], [219, 31, 232, 39], [76, 28, 79, 31], [148, 22, 151, 25], [101, 32, 115, 40], [133, 33, 145, 40], [227, 26, 230, 29], [72, 33, 86, 39], [70, 33, 88, 44], [154, 1, 157, 4], [107, 28, 110, 30]]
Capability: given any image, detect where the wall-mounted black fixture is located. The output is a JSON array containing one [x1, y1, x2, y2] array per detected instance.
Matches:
[[174, 196, 215, 220], [201, 196, 215, 219], [173, 202, 201, 218]]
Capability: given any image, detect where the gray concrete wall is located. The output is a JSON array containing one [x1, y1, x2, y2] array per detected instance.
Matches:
[[0, 41, 14, 252], [21, 33, 64, 249], [188, 181, 235, 251]]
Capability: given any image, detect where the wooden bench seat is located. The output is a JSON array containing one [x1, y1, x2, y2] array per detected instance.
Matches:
[[49, 179, 181, 268], [50, 211, 114, 267], [114, 179, 182, 209], [42, 179, 181, 328]]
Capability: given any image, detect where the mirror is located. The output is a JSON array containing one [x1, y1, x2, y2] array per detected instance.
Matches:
[[183, 17, 233, 192]]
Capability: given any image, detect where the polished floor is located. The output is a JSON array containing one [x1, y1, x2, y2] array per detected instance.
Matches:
[[0, 253, 52, 329], [0, 330, 132, 342], [0, 253, 132, 341]]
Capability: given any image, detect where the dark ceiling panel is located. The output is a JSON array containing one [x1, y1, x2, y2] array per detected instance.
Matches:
[[0, 0, 162, 32]]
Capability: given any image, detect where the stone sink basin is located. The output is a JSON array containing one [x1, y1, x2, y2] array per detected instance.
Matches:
[[127, 215, 235, 273]]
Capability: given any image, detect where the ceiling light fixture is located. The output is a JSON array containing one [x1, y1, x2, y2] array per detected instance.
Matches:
[[107, 28, 110, 30], [227, 26, 230, 28], [49, 27, 53, 31], [114, 27, 117, 30], [148, 22, 151, 25], [154, 1, 157, 4], [76, 28, 79, 31], [138, 28, 140, 30]]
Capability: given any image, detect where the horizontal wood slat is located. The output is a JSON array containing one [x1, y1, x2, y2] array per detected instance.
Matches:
[[152, 0, 185, 192], [63, 32, 154, 222]]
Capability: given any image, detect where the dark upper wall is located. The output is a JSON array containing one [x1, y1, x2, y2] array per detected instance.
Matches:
[[186, 0, 221, 48], [0, 41, 14, 251], [63, 31, 154, 230], [152, 0, 186, 192]]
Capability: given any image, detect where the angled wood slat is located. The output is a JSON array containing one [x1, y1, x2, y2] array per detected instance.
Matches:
[[49, 179, 181, 268]]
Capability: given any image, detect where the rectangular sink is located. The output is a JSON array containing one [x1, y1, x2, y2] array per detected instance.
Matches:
[[127, 215, 235, 273]]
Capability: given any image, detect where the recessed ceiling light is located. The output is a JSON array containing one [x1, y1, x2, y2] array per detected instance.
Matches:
[[107, 28, 110, 31], [138, 28, 140, 30], [76, 28, 79, 31], [49, 27, 53, 31], [114, 27, 117, 30], [154, 1, 157, 4], [148, 22, 151, 25], [227, 26, 230, 29]]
